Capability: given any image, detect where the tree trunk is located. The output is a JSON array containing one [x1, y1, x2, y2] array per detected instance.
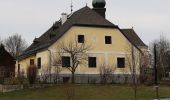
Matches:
[[134, 86, 137, 100], [71, 71, 75, 84]]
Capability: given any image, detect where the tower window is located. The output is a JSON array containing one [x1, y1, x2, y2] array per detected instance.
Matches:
[[88, 57, 96, 68], [62, 56, 71, 67], [117, 58, 125, 68], [78, 35, 84, 43], [105, 36, 112, 44]]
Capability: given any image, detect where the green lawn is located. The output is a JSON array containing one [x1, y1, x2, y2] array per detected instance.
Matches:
[[0, 85, 170, 100]]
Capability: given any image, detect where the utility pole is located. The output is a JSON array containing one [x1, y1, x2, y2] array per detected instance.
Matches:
[[154, 44, 159, 99]]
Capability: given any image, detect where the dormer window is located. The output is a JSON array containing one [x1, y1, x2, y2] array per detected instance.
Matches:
[[78, 35, 84, 43]]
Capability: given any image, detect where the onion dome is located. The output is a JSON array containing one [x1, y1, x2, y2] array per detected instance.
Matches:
[[92, 0, 106, 8]]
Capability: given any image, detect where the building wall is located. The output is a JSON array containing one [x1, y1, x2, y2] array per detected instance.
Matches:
[[49, 26, 141, 75], [16, 26, 141, 78]]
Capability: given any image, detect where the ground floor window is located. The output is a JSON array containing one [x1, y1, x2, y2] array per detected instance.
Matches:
[[117, 57, 125, 68], [88, 57, 96, 68], [62, 56, 71, 67], [30, 59, 35, 65], [37, 57, 41, 69]]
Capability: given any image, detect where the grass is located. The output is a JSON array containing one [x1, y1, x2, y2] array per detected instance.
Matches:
[[0, 85, 170, 100]]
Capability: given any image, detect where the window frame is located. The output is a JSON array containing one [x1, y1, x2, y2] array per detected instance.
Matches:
[[62, 56, 71, 67], [37, 57, 41, 69], [105, 36, 112, 44], [18, 64, 20, 73], [30, 59, 35, 66], [88, 57, 97, 68], [78, 35, 85, 43], [117, 57, 125, 68]]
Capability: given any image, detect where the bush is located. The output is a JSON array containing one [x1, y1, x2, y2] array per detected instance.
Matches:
[[27, 65, 37, 85], [3, 78, 20, 85]]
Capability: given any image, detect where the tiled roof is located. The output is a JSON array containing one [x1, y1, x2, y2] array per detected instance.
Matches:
[[121, 29, 147, 47], [18, 6, 146, 60]]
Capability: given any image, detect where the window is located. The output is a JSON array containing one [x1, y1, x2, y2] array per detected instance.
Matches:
[[88, 57, 96, 68], [30, 59, 35, 65], [37, 57, 41, 69], [117, 58, 125, 68], [78, 35, 84, 43], [105, 36, 112, 44], [62, 56, 71, 67], [18, 64, 20, 73]]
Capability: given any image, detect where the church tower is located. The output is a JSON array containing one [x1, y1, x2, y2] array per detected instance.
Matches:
[[92, 0, 106, 18]]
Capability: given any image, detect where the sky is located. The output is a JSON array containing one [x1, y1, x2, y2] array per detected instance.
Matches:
[[0, 0, 170, 45]]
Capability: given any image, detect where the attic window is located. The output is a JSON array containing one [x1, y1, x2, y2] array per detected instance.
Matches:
[[105, 36, 112, 44], [78, 35, 84, 43]]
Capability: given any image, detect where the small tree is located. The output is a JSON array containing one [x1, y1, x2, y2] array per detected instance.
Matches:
[[40, 66, 51, 83], [52, 56, 62, 84], [0, 36, 3, 44], [99, 63, 116, 84], [149, 35, 170, 80], [54, 39, 91, 84], [27, 65, 37, 85], [126, 45, 142, 100], [18, 70, 25, 85]]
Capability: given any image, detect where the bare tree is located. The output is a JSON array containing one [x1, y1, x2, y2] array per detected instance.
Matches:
[[54, 39, 91, 84], [52, 56, 62, 84], [149, 35, 170, 80], [40, 66, 51, 83], [126, 45, 142, 100], [99, 63, 116, 84], [0, 36, 3, 44], [4, 34, 27, 58]]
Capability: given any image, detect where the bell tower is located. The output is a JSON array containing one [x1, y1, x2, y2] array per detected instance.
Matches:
[[92, 0, 106, 18]]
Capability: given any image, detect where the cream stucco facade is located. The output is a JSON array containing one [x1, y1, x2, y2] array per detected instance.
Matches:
[[16, 26, 142, 77]]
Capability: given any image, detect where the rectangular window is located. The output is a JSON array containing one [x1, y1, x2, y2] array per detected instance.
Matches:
[[62, 56, 71, 67], [30, 59, 35, 65], [117, 58, 125, 68], [105, 36, 112, 44], [37, 57, 41, 69], [88, 57, 96, 68], [18, 64, 20, 73], [78, 35, 84, 43]]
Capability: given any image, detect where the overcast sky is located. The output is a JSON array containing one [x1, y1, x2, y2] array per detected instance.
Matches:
[[0, 0, 170, 45]]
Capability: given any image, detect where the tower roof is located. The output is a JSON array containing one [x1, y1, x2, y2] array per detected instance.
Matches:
[[92, 0, 106, 8]]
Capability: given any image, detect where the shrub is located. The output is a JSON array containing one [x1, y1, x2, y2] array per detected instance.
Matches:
[[3, 78, 20, 85], [27, 65, 37, 85]]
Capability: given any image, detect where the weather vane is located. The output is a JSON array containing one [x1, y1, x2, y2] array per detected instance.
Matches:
[[70, 0, 73, 14]]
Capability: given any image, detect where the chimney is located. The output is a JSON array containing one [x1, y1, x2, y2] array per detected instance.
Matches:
[[61, 13, 68, 24]]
